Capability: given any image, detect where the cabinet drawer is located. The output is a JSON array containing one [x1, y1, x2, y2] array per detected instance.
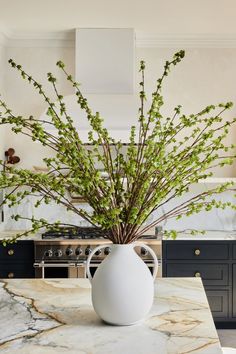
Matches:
[[166, 263, 229, 286], [165, 242, 229, 260], [205, 290, 229, 318], [0, 263, 34, 279], [0, 241, 34, 262]]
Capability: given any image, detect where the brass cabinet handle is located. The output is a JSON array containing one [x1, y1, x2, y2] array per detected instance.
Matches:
[[194, 272, 201, 277], [7, 272, 14, 278], [194, 249, 201, 256], [7, 249, 14, 256]]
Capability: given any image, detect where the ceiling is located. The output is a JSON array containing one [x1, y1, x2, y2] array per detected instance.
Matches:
[[0, 0, 236, 36]]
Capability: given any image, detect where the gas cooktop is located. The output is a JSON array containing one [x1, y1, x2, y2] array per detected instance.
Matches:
[[42, 227, 158, 240], [42, 227, 107, 239]]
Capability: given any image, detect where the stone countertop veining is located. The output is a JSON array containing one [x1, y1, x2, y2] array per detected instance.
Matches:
[[0, 278, 222, 354]]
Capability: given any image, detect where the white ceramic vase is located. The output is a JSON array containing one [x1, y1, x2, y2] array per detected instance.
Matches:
[[86, 242, 158, 326]]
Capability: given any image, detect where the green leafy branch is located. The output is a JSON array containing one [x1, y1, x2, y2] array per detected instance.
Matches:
[[0, 50, 236, 243]]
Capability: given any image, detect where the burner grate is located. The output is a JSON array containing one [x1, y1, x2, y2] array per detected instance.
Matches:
[[42, 227, 107, 239], [41, 227, 158, 240]]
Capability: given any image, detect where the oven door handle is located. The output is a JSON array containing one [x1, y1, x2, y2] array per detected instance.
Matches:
[[143, 259, 162, 266], [34, 262, 78, 268]]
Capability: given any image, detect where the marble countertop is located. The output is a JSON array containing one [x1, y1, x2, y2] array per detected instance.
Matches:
[[0, 277, 222, 354]]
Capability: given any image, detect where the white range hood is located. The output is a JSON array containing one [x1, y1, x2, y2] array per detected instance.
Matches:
[[41, 28, 141, 142], [75, 28, 135, 94]]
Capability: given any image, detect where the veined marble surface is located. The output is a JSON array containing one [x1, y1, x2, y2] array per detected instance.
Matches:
[[0, 278, 222, 354]]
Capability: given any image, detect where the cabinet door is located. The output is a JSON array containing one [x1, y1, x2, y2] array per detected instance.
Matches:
[[0, 240, 34, 262], [205, 289, 229, 318], [0, 262, 35, 278], [232, 245, 236, 259], [232, 264, 236, 317], [165, 242, 229, 260]]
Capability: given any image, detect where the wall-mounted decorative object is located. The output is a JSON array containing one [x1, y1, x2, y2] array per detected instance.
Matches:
[[4, 148, 20, 166]]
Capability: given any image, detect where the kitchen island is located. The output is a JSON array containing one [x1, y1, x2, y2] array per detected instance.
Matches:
[[0, 277, 222, 354]]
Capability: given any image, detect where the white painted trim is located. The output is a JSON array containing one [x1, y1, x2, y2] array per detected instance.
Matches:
[[136, 33, 236, 48], [6, 29, 75, 40], [1, 29, 75, 48], [6, 38, 75, 48], [1, 30, 236, 48]]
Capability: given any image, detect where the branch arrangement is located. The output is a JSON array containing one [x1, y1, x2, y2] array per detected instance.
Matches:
[[1, 50, 236, 244]]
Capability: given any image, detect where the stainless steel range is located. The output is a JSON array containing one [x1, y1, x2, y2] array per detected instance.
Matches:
[[34, 227, 162, 278]]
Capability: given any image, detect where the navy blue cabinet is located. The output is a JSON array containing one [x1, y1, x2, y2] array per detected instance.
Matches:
[[206, 289, 229, 319], [166, 263, 229, 286], [0, 240, 34, 278], [163, 240, 235, 328]]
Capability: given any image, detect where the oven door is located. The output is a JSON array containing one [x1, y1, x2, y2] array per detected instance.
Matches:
[[145, 260, 162, 277], [34, 262, 86, 278], [86, 260, 162, 278], [34, 259, 162, 278], [34, 261, 99, 278]]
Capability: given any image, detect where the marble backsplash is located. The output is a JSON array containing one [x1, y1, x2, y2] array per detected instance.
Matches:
[[1, 182, 236, 232]]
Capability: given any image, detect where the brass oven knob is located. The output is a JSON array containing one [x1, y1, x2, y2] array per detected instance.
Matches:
[[194, 272, 201, 278], [8, 249, 14, 256], [8, 272, 14, 278], [194, 249, 201, 256]]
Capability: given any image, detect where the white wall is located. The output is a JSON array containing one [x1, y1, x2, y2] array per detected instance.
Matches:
[[136, 47, 236, 177], [4, 45, 75, 169], [1, 0, 236, 35]]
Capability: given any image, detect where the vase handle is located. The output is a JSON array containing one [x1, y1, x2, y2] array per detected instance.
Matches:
[[86, 244, 111, 283], [133, 242, 159, 279]]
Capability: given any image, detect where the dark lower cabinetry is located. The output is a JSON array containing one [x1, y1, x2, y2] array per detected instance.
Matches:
[[233, 264, 236, 318], [0, 240, 34, 278], [166, 263, 229, 286], [162, 240, 236, 328], [205, 290, 229, 318]]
